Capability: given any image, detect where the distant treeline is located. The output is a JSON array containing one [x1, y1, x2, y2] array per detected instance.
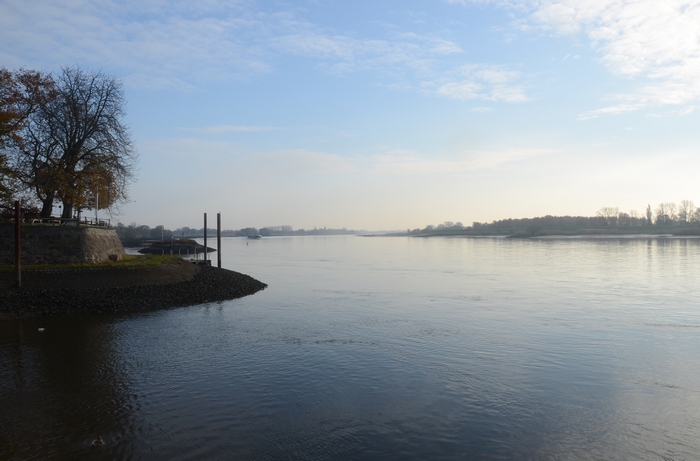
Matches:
[[115, 223, 361, 240], [411, 201, 700, 236]]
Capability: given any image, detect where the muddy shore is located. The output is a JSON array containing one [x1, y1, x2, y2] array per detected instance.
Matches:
[[0, 260, 267, 320]]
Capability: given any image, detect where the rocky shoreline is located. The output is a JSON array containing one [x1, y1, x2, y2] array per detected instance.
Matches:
[[0, 261, 267, 320]]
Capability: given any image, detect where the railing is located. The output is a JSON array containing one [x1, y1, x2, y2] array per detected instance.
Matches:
[[5, 217, 111, 228]]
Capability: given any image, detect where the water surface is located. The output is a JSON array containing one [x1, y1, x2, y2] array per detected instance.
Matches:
[[2, 236, 700, 460]]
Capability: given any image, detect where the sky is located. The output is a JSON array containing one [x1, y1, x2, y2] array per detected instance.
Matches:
[[2, 0, 699, 231]]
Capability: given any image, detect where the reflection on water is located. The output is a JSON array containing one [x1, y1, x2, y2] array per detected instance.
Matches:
[[2, 236, 700, 460]]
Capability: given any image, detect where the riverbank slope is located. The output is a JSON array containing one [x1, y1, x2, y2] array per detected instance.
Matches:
[[0, 258, 266, 320]]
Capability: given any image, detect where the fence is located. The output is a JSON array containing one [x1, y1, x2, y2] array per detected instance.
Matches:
[[4, 217, 111, 228]]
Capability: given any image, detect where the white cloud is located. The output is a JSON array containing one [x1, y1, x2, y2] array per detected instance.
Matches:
[[270, 27, 463, 78], [645, 105, 695, 118], [449, 0, 700, 116], [433, 64, 531, 102], [578, 101, 645, 120], [0, 0, 272, 89], [528, 0, 700, 115], [0, 0, 526, 105]]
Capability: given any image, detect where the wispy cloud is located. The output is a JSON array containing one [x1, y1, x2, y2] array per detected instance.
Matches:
[[267, 22, 534, 104], [1, 0, 463, 88], [645, 105, 695, 118], [141, 137, 357, 175], [371, 147, 558, 175], [0, 0, 272, 89], [270, 26, 463, 77], [430, 64, 531, 103], [449, 0, 700, 116], [181, 125, 277, 134], [0, 0, 530, 104], [140, 137, 241, 160], [142, 135, 558, 178], [240, 148, 358, 177]]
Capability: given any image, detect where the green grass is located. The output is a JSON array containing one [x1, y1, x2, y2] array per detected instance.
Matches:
[[0, 254, 181, 271]]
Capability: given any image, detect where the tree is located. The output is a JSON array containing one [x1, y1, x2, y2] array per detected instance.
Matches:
[[11, 66, 137, 218], [655, 203, 676, 225], [0, 155, 13, 202], [596, 207, 619, 226], [0, 68, 55, 203], [629, 210, 643, 226], [646, 204, 653, 225], [150, 225, 161, 240], [678, 200, 695, 224], [665, 202, 677, 223], [617, 212, 630, 226], [0, 68, 55, 145]]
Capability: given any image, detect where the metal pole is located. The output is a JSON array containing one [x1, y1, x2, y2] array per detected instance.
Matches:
[[217, 212, 221, 269], [14, 200, 21, 288], [203, 213, 207, 264]]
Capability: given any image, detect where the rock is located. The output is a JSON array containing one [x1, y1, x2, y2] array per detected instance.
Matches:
[[0, 264, 267, 320]]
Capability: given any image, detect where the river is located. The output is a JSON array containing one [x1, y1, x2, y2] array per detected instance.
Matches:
[[2, 235, 700, 460]]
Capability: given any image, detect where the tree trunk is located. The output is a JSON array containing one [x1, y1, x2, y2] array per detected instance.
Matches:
[[61, 201, 73, 220], [40, 195, 54, 218]]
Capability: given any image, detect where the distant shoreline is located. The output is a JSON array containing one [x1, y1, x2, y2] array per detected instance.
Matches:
[[369, 228, 700, 238]]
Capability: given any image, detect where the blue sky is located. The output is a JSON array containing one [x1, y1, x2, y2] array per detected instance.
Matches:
[[2, 0, 699, 230]]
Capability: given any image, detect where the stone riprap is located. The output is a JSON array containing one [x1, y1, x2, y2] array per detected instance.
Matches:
[[0, 224, 125, 265], [0, 259, 267, 320]]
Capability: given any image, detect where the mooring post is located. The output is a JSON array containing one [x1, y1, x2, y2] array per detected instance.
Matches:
[[14, 200, 21, 288], [217, 212, 222, 268], [203, 212, 208, 264]]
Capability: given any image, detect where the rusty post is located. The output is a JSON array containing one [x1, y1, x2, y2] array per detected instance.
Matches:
[[217, 212, 221, 269], [14, 200, 21, 288], [203, 213, 207, 264]]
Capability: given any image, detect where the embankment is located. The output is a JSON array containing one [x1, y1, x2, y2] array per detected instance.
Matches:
[[0, 259, 266, 320]]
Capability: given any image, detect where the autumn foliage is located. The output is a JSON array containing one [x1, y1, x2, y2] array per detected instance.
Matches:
[[0, 66, 136, 218]]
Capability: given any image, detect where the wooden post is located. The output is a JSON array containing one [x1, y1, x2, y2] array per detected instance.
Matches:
[[14, 200, 21, 288], [203, 213, 207, 264], [217, 212, 222, 269]]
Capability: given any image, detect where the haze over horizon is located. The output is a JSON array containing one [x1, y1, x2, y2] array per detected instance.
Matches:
[[2, 0, 699, 231]]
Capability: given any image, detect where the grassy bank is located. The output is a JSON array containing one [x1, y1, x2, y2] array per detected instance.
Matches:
[[0, 257, 267, 320], [0, 254, 181, 271]]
